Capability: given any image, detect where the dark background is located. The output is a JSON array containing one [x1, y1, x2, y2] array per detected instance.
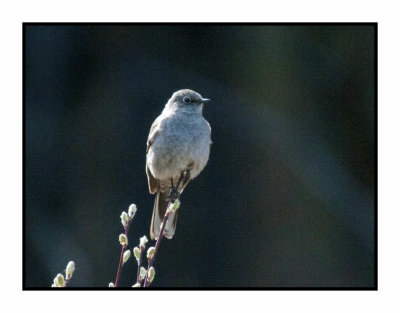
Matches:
[[24, 24, 376, 288]]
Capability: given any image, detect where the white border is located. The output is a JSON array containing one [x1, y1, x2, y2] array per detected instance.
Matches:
[[2, 0, 399, 312]]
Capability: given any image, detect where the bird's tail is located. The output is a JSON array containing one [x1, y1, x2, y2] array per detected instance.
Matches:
[[150, 190, 178, 240]]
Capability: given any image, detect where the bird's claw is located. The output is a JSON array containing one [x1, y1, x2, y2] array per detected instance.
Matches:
[[169, 186, 179, 202], [168, 169, 190, 202]]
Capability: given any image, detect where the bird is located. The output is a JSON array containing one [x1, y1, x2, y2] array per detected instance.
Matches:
[[146, 89, 212, 240]]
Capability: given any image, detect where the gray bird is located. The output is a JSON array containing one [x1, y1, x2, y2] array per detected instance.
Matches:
[[146, 89, 212, 240]]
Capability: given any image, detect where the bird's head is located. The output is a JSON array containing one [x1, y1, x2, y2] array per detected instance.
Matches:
[[166, 89, 210, 114]]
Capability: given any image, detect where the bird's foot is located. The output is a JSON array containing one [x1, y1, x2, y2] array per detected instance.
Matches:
[[168, 170, 190, 202], [169, 177, 180, 202], [169, 185, 179, 202]]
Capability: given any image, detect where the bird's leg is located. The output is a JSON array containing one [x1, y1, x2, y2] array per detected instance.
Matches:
[[168, 170, 190, 202], [169, 178, 179, 202]]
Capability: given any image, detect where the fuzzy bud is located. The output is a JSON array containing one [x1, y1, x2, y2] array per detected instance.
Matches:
[[54, 273, 65, 287], [109, 282, 115, 287], [120, 211, 129, 227], [65, 261, 75, 278], [119, 234, 128, 246], [139, 267, 147, 280], [167, 199, 181, 213], [128, 204, 137, 219], [133, 247, 141, 262], [147, 247, 155, 260], [147, 267, 155, 284], [139, 235, 148, 249], [123, 250, 131, 264]]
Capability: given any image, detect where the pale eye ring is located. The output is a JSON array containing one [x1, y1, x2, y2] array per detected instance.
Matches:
[[183, 96, 191, 104]]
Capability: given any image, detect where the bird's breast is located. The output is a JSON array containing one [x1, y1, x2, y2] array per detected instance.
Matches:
[[147, 114, 211, 181]]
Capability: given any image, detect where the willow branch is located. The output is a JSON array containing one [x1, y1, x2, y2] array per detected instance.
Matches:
[[143, 170, 187, 287], [114, 220, 132, 287]]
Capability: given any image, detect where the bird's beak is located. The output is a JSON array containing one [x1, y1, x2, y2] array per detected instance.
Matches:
[[201, 98, 211, 103]]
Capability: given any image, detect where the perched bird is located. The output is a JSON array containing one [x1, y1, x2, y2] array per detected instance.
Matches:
[[146, 89, 212, 240]]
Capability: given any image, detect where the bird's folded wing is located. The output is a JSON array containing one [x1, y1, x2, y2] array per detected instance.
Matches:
[[146, 117, 161, 194]]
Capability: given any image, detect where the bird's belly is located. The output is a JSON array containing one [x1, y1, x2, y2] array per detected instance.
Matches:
[[147, 131, 210, 181]]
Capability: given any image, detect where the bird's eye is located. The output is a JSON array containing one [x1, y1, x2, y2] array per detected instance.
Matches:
[[183, 96, 191, 104]]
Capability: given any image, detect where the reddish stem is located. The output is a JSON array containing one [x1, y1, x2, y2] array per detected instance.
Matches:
[[114, 221, 132, 287], [64, 274, 71, 287], [136, 248, 143, 284], [115, 245, 126, 287], [143, 209, 171, 287], [143, 171, 187, 287]]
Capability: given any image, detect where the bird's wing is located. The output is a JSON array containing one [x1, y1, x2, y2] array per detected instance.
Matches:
[[146, 164, 158, 194], [146, 116, 161, 154], [146, 116, 161, 194]]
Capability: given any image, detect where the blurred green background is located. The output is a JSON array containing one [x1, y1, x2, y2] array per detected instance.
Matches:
[[24, 24, 375, 288]]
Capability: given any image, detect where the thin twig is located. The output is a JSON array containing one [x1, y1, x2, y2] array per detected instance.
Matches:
[[115, 221, 132, 287], [64, 274, 71, 287], [143, 170, 187, 287], [143, 209, 171, 287], [136, 248, 143, 284], [115, 245, 126, 287]]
